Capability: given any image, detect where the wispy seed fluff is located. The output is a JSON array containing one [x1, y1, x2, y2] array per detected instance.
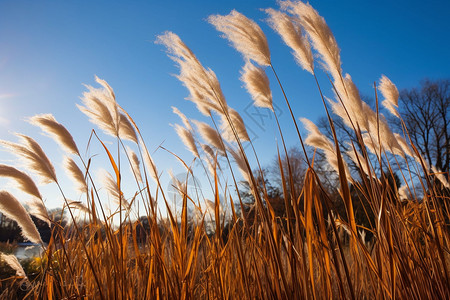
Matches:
[[0, 165, 50, 226], [0, 191, 42, 244], [346, 147, 373, 178], [172, 106, 193, 131], [63, 156, 87, 193], [240, 61, 273, 110], [98, 169, 130, 210], [431, 166, 450, 189], [157, 32, 228, 115], [379, 75, 400, 118], [300, 118, 352, 181], [1, 254, 28, 279], [208, 10, 271, 66], [330, 74, 368, 131], [300, 117, 334, 153], [220, 108, 250, 142], [29, 114, 79, 155], [227, 145, 251, 184], [265, 8, 314, 74], [0, 134, 57, 184], [192, 120, 226, 154], [78, 76, 119, 137], [139, 139, 160, 184], [68, 201, 92, 216], [281, 1, 341, 80], [0, 164, 42, 200], [174, 124, 200, 158], [127, 146, 143, 184], [78, 77, 138, 143], [119, 113, 138, 143], [398, 184, 411, 201]]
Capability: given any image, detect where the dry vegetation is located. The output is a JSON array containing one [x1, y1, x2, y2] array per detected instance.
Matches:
[[0, 1, 449, 299]]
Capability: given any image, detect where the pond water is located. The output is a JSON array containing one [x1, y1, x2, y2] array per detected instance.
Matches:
[[14, 243, 44, 260]]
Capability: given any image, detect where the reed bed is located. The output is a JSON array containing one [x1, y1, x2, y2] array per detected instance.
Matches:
[[0, 1, 448, 299]]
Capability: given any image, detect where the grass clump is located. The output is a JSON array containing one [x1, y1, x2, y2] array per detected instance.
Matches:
[[0, 1, 448, 299]]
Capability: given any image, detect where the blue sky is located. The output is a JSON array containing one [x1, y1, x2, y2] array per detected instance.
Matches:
[[0, 0, 449, 210]]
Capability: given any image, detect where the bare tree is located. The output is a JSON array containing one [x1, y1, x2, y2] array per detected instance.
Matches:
[[269, 146, 307, 199], [395, 79, 449, 175]]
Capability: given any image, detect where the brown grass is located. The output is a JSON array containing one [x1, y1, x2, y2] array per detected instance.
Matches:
[[0, 1, 448, 299]]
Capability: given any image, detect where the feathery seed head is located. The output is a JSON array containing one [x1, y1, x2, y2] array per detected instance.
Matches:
[[1, 254, 28, 279], [79, 77, 120, 137], [29, 114, 79, 155], [209, 10, 271, 66], [158, 32, 228, 114], [0, 164, 42, 200], [174, 124, 200, 158], [220, 108, 250, 142], [127, 147, 143, 184], [379, 75, 400, 117], [379, 75, 399, 106], [282, 1, 341, 80], [300, 117, 334, 152], [193, 120, 226, 154], [240, 61, 273, 110], [172, 106, 193, 131], [0, 191, 43, 244], [119, 113, 138, 143], [266, 8, 314, 74], [63, 156, 87, 193], [0, 135, 57, 184]]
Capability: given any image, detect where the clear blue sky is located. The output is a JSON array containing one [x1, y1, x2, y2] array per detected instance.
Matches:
[[0, 0, 449, 210]]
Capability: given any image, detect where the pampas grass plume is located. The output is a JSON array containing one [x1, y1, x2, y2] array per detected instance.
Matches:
[[0, 191, 42, 244], [240, 61, 273, 110], [379, 75, 400, 118], [127, 147, 143, 184], [220, 108, 250, 142], [0, 164, 42, 200], [193, 120, 226, 154], [174, 124, 200, 158], [266, 8, 314, 74], [282, 1, 341, 80], [64, 156, 87, 193], [29, 114, 79, 155], [208, 10, 271, 66], [1, 254, 27, 279], [0, 134, 57, 184]]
